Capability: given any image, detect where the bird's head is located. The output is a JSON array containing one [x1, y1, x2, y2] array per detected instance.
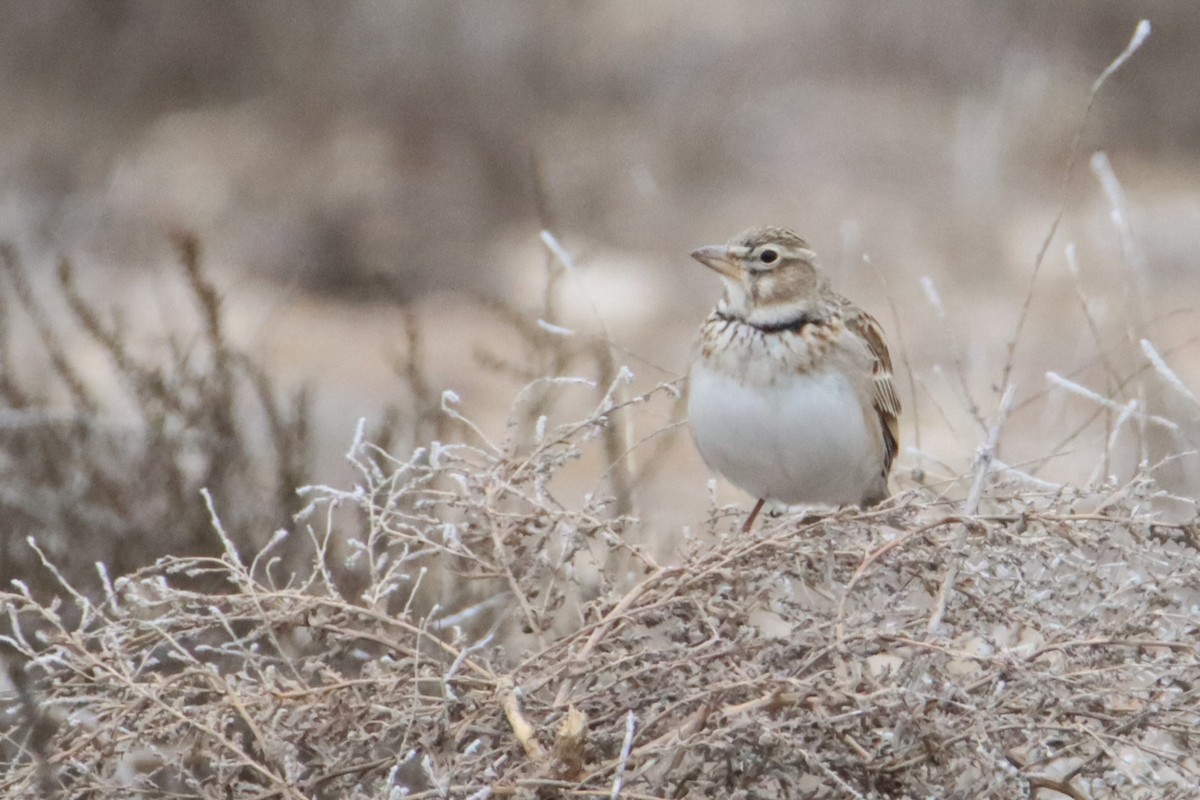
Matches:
[[691, 226, 826, 325]]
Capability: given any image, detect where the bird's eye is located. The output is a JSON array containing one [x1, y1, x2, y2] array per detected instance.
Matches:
[[759, 248, 778, 264]]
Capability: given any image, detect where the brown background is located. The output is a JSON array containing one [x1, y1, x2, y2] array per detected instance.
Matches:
[[2, 0, 1197, 535]]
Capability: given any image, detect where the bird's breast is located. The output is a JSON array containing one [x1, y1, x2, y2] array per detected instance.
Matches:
[[696, 313, 842, 385], [688, 317, 882, 505]]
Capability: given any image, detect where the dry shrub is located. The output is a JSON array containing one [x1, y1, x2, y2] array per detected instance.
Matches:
[[3, 351, 1199, 798], [0, 236, 311, 612], [4, 24, 1198, 797]]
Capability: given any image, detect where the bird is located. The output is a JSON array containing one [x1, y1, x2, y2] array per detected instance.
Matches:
[[686, 226, 901, 531]]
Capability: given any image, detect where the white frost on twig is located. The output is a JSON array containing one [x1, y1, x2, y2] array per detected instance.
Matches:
[[1093, 20, 1150, 91], [611, 710, 637, 800], [1045, 371, 1177, 430], [1141, 339, 1200, 410], [536, 318, 574, 336], [991, 459, 1064, 492], [920, 276, 945, 318], [539, 229, 576, 272]]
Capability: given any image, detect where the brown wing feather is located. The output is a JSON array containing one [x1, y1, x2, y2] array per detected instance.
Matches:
[[842, 303, 901, 475]]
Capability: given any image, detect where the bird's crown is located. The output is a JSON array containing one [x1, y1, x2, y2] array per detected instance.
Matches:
[[731, 226, 810, 253]]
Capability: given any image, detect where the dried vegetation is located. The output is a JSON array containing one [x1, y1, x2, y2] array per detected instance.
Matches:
[[2, 222, 1200, 799], [4, 21, 1200, 800], [0, 237, 311, 611], [3, 381, 1200, 798]]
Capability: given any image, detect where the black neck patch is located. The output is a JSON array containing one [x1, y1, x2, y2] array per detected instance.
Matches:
[[716, 309, 818, 334]]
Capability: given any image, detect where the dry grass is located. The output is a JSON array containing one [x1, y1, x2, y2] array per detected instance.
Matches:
[[3, 156, 1200, 800], [4, 17, 1200, 800], [2, 368, 1199, 797], [2, 231, 1199, 798], [0, 236, 311, 617]]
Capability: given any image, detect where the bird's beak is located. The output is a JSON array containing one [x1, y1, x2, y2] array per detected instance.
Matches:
[[690, 245, 739, 279]]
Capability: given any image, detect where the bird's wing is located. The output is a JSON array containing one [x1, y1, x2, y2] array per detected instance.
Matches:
[[843, 304, 901, 474]]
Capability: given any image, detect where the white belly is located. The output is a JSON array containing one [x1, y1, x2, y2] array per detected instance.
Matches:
[[688, 361, 880, 506]]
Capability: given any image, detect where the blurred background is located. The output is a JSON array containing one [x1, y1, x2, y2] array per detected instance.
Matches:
[[1, 1, 1198, 590]]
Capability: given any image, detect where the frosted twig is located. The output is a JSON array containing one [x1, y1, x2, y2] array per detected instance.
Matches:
[[540, 229, 613, 345], [965, 384, 1016, 517], [250, 529, 290, 579], [1141, 338, 1200, 410], [928, 384, 1014, 637], [1046, 371, 1177, 430], [920, 276, 943, 315], [1092, 20, 1151, 90], [26, 537, 91, 614], [611, 710, 637, 800], [536, 319, 574, 336], [431, 593, 512, 631], [441, 390, 500, 453], [1002, 19, 1150, 390], [346, 416, 367, 461], [96, 561, 116, 609], [442, 630, 497, 701], [991, 458, 1064, 492], [201, 488, 246, 571], [1091, 151, 1148, 318], [1088, 400, 1139, 487]]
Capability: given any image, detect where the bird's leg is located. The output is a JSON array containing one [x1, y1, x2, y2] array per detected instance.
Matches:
[[741, 498, 766, 533]]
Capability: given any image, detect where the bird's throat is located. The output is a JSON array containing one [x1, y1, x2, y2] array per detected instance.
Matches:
[[715, 307, 819, 334]]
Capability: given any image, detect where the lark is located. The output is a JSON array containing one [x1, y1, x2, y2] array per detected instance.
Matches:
[[687, 226, 901, 531]]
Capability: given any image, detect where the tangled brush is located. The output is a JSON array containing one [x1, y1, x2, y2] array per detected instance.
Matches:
[[3, 368, 1198, 799]]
